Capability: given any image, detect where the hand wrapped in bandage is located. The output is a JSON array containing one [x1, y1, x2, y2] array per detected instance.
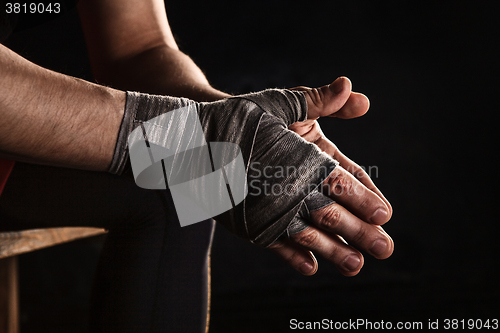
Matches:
[[110, 76, 394, 276]]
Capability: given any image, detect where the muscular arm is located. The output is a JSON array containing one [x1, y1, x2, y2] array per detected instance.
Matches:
[[0, 0, 223, 169], [0, 1, 392, 276], [0, 43, 125, 170], [77, 0, 229, 101]]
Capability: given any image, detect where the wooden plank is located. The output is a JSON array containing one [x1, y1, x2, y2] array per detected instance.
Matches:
[[0, 258, 8, 333], [0, 257, 18, 333], [0, 228, 107, 332], [0, 228, 106, 259], [7, 257, 18, 333]]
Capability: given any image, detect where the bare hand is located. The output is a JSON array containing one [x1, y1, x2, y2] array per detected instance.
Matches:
[[270, 77, 394, 276]]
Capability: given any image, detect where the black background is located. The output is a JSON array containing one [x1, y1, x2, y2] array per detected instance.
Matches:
[[3, 1, 499, 332]]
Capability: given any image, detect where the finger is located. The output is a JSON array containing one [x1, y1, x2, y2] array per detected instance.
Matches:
[[288, 91, 369, 136], [288, 119, 323, 142], [300, 77, 353, 119], [287, 121, 393, 219], [268, 239, 318, 276], [314, 136, 393, 218], [322, 165, 390, 225], [291, 86, 368, 120], [289, 227, 364, 276], [332, 92, 370, 119], [309, 203, 394, 259]]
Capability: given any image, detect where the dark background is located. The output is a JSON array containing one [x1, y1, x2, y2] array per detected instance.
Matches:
[[2, 1, 498, 332]]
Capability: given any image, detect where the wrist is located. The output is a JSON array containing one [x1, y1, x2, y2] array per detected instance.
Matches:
[[180, 85, 231, 102]]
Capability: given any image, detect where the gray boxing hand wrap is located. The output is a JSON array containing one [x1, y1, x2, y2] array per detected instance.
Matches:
[[109, 89, 338, 247], [285, 188, 336, 238]]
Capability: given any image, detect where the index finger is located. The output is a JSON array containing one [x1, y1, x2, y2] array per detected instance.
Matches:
[[315, 136, 393, 219]]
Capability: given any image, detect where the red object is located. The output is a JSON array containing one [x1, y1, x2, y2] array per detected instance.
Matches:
[[0, 159, 15, 195]]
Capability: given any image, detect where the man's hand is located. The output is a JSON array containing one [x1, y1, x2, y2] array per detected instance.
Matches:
[[270, 77, 394, 276], [79, 0, 392, 276]]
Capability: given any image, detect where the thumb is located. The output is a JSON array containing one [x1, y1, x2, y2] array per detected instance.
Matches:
[[291, 77, 370, 120]]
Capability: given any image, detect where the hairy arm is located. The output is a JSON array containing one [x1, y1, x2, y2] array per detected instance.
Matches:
[[77, 0, 229, 101], [0, 43, 125, 170], [0, 0, 225, 170]]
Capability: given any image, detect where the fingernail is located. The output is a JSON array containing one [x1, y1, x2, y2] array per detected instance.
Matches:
[[299, 261, 314, 275], [369, 239, 388, 257], [333, 77, 344, 94], [370, 208, 388, 224], [342, 254, 361, 271]]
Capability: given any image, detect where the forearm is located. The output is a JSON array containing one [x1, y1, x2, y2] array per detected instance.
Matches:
[[0, 44, 125, 171], [89, 44, 230, 102], [77, 0, 229, 102]]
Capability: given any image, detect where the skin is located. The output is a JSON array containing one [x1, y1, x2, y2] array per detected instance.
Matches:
[[273, 77, 394, 276], [77, 0, 229, 101], [0, 0, 393, 277], [0, 43, 126, 170]]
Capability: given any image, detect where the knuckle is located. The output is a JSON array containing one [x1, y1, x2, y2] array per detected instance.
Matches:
[[299, 121, 323, 143], [309, 124, 323, 143], [288, 249, 305, 265], [325, 169, 342, 188], [359, 197, 371, 210], [308, 88, 323, 109], [316, 205, 342, 230], [325, 169, 351, 196], [350, 226, 368, 245], [325, 243, 342, 262], [293, 228, 319, 248]]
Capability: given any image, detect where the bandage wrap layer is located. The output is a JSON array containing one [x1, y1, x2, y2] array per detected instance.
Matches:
[[109, 89, 338, 247]]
